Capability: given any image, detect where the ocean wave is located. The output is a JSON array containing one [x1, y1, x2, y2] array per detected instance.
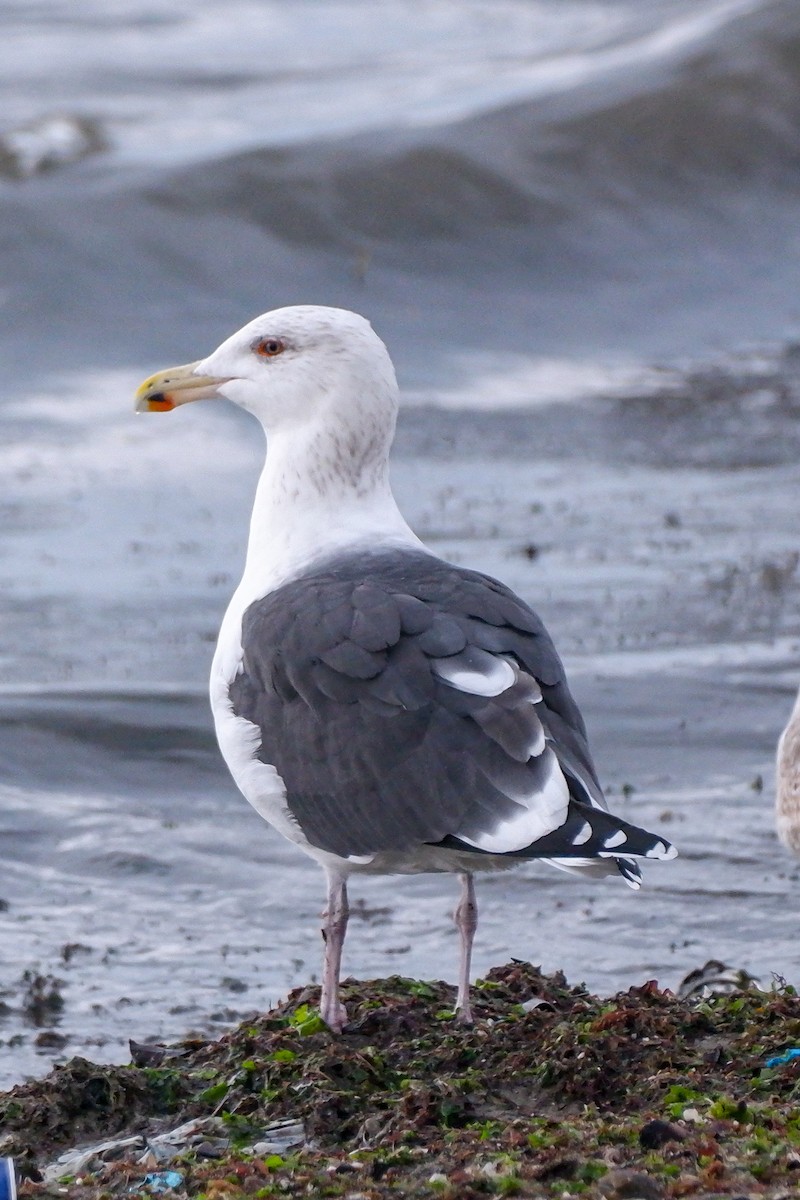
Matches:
[[143, 0, 800, 247], [3, 0, 800, 377]]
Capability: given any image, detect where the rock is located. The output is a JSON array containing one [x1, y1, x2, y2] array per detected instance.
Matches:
[[129, 1040, 168, 1067], [194, 1140, 228, 1159], [638, 1119, 686, 1150], [33, 1031, 69, 1050], [598, 1167, 665, 1200]]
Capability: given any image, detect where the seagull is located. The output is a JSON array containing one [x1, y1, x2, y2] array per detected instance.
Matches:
[[135, 305, 677, 1031]]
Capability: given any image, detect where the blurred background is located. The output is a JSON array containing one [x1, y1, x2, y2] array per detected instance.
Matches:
[[2, 0, 800, 1086]]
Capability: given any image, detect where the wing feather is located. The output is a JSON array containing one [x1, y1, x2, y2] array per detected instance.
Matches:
[[227, 549, 671, 871]]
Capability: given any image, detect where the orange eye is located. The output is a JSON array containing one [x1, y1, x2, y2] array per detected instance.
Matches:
[[253, 336, 286, 358]]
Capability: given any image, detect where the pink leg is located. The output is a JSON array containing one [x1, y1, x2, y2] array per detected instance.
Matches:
[[454, 872, 477, 1025], [320, 870, 349, 1032]]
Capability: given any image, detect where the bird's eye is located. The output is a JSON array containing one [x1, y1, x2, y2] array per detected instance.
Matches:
[[253, 336, 286, 358]]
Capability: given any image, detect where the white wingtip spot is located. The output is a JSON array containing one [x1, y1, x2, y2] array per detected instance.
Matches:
[[646, 840, 676, 859], [603, 829, 628, 849], [572, 821, 593, 846]]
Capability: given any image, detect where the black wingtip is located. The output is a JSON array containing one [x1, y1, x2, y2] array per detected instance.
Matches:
[[617, 858, 643, 889]]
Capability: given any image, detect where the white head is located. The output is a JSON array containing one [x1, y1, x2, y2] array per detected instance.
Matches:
[[206, 306, 397, 429], [135, 306, 399, 484], [135, 304, 421, 599]]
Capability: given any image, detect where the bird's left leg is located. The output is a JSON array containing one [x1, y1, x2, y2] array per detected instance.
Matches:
[[453, 871, 477, 1024], [320, 868, 349, 1032]]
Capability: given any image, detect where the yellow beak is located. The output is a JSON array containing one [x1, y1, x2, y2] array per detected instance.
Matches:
[[134, 361, 231, 412]]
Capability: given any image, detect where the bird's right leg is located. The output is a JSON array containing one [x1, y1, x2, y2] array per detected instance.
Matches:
[[453, 871, 477, 1025], [320, 869, 349, 1032]]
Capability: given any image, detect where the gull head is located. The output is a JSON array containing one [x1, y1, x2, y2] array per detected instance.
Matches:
[[135, 305, 398, 437]]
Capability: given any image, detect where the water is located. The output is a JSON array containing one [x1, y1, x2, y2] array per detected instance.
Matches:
[[2, 0, 800, 1089]]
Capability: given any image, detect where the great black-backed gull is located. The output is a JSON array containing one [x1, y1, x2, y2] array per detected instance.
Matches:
[[135, 305, 677, 1031]]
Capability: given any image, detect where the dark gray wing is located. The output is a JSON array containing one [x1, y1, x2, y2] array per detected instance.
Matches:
[[228, 549, 672, 870]]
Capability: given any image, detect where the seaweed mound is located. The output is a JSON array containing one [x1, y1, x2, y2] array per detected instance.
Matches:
[[2, 963, 800, 1197]]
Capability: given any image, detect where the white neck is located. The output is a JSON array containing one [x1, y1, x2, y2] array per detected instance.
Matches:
[[211, 389, 427, 688], [239, 419, 422, 599]]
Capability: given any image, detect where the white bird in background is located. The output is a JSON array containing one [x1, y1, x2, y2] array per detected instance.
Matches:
[[135, 305, 677, 1031], [777, 691, 800, 857]]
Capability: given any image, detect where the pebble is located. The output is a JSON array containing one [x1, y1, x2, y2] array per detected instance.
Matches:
[[598, 1167, 665, 1200], [638, 1119, 686, 1150], [194, 1141, 228, 1159]]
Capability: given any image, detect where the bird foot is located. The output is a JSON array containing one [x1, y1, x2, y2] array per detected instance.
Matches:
[[320, 998, 349, 1033], [454, 1004, 474, 1027]]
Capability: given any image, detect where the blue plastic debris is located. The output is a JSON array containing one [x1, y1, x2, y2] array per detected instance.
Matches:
[[141, 1171, 184, 1193], [0, 1159, 16, 1200], [765, 1048, 800, 1068]]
